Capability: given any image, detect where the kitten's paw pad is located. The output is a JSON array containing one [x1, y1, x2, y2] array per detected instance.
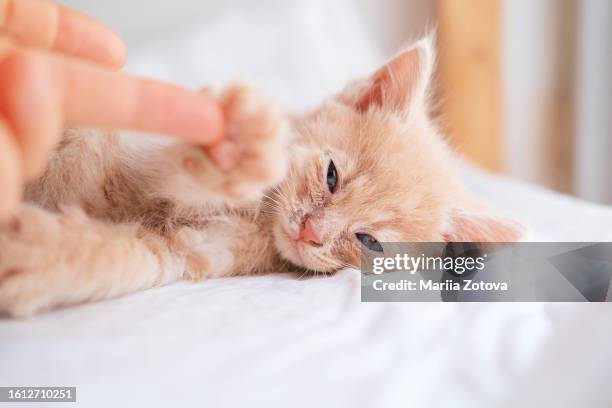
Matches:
[[185, 84, 289, 200]]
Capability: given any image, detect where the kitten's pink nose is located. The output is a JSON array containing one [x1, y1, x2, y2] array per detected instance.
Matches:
[[298, 218, 322, 246]]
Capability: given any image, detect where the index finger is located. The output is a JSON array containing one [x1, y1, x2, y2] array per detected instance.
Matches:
[[0, 44, 224, 145], [53, 53, 225, 144], [61, 60, 223, 145], [0, 0, 125, 67]]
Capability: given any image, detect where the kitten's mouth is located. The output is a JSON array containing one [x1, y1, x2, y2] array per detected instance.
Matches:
[[281, 227, 306, 263], [282, 228, 299, 246]]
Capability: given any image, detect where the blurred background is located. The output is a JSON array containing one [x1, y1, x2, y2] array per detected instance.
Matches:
[[59, 0, 612, 205]]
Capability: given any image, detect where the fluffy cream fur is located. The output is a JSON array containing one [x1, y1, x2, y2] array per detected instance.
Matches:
[[0, 38, 522, 316]]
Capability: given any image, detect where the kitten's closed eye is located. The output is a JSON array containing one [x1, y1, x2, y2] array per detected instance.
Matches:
[[326, 160, 338, 193], [356, 233, 383, 252]]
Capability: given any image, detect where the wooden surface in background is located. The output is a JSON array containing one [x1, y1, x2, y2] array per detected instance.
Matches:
[[437, 0, 502, 171], [539, 0, 577, 193]]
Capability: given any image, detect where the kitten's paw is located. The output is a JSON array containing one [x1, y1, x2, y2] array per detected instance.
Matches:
[[180, 84, 290, 201], [0, 206, 84, 317]]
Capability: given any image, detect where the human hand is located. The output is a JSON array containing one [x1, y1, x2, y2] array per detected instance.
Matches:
[[0, 0, 225, 219]]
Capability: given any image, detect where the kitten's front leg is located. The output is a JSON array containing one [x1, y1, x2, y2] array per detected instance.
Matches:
[[153, 84, 290, 206], [0, 205, 184, 317], [171, 217, 281, 282]]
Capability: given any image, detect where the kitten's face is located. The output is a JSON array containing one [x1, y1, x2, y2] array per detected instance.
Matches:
[[271, 38, 522, 272], [272, 103, 456, 271]]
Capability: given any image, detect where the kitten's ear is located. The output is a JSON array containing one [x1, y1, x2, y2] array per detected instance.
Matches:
[[341, 37, 435, 114], [444, 209, 526, 242]]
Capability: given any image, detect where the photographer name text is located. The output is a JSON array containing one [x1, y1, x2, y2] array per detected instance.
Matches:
[[372, 279, 508, 292]]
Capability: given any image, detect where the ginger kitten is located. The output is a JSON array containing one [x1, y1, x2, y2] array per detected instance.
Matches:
[[0, 38, 522, 316]]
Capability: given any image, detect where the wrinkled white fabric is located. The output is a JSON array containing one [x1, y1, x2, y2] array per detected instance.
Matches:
[[2, 168, 611, 408]]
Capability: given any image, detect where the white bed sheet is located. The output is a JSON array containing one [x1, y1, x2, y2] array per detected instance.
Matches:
[[2, 168, 612, 408], [2, 1, 612, 407]]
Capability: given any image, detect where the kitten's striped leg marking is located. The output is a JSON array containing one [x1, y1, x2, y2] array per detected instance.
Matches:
[[0, 205, 184, 317]]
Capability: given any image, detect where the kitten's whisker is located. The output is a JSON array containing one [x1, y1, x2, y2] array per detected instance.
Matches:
[[262, 196, 282, 208], [297, 268, 310, 280], [259, 200, 280, 210]]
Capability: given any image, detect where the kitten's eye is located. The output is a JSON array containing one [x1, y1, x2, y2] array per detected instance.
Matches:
[[326, 160, 338, 193], [356, 233, 383, 252]]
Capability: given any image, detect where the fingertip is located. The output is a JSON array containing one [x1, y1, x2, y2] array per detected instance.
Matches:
[[168, 90, 225, 145], [58, 5, 128, 69], [201, 98, 225, 144], [106, 32, 127, 68]]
